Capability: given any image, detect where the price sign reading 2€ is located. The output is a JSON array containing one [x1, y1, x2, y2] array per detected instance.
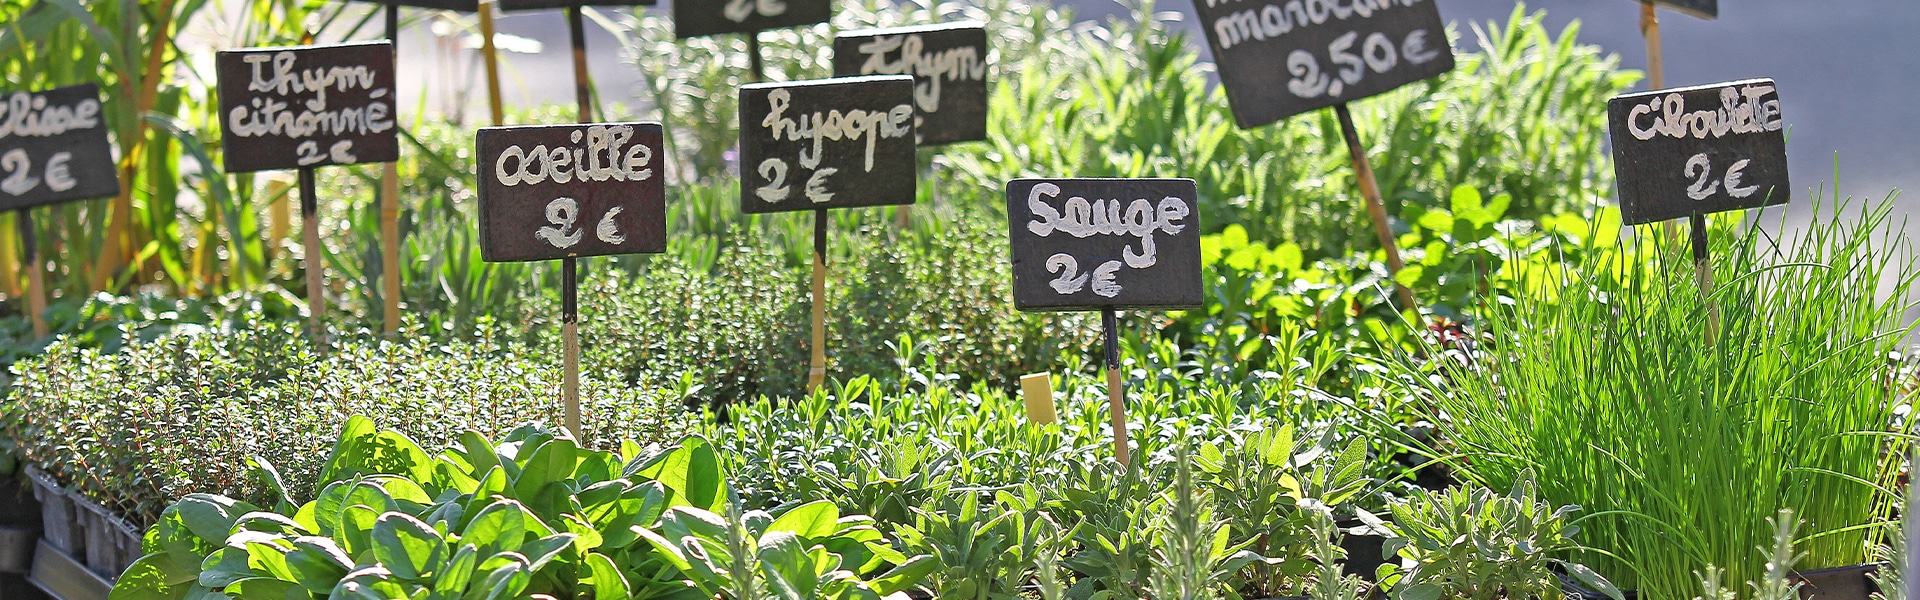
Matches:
[[476, 122, 667, 262], [738, 76, 918, 214], [217, 42, 400, 173], [0, 83, 120, 212], [1007, 179, 1204, 311], [1191, 0, 1456, 129], [1608, 79, 1789, 225]]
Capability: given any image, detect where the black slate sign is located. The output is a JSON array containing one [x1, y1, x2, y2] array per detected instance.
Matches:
[[1647, 0, 1716, 20], [497, 0, 654, 11], [1609, 78, 1789, 226], [675, 0, 830, 38], [1192, 0, 1456, 129], [1007, 179, 1203, 311], [342, 0, 480, 11], [832, 22, 988, 146], [217, 42, 399, 173], [0, 83, 120, 212], [739, 76, 916, 214], [476, 122, 667, 262]]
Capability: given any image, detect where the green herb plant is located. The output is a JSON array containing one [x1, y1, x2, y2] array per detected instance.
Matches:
[[1378, 474, 1620, 600]]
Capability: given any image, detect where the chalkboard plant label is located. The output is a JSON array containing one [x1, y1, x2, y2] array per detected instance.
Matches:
[[217, 41, 400, 173], [1609, 78, 1788, 225], [1644, 0, 1716, 20], [1007, 179, 1203, 311], [739, 75, 917, 214], [497, 0, 654, 11], [832, 22, 988, 146], [0, 83, 120, 211], [1192, 0, 1456, 129], [675, 0, 831, 38], [347, 0, 480, 10], [476, 122, 667, 262]]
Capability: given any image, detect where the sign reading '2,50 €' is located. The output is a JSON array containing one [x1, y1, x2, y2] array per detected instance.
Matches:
[[217, 42, 399, 173], [1007, 179, 1203, 312], [1192, 0, 1456, 129], [476, 123, 667, 262], [738, 76, 917, 214], [0, 83, 120, 212]]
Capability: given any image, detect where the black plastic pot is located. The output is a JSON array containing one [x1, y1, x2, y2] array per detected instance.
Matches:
[[1336, 516, 1390, 582], [1792, 563, 1881, 600], [71, 493, 140, 580], [22, 467, 81, 557]]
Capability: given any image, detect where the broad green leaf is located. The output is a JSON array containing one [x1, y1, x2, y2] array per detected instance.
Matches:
[[435, 545, 479, 596], [284, 537, 352, 594], [108, 553, 191, 600], [176, 495, 256, 543], [757, 531, 815, 600], [867, 554, 938, 596], [1399, 582, 1444, 600], [329, 566, 412, 600], [461, 500, 527, 554], [338, 505, 380, 558], [634, 436, 728, 513], [230, 512, 305, 536], [516, 533, 577, 572], [371, 512, 446, 582], [511, 439, 578, 502], [318, 416, 378, 485], [767, 500, 838, 539], [464, 556, 531, 600], [583, 552, 629, 600], [198, 548, 259, 588], [223, 577, 306, 600], [1561, 561, 1624, 600], [1449, 185, 1484, 215]]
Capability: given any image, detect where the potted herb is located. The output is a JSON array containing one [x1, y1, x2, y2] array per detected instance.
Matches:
[[1378, 475, 1620, 600]]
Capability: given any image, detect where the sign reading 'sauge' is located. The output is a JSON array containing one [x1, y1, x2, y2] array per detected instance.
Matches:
[[675, 0, 830, 38], [1193, 0, 1455, 129], [833, 23, 989, 146], [477, 123, 667, 262], [217, 42, 399, 173], [739, 76, 917, 214], [0, 83, 120, 212], [1008, 179, 1203, 311], [1609, 79, 1789, 226]]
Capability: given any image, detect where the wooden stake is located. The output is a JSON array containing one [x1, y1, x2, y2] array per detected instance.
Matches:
[[1020, 372, 1057, 426], [1640, 2, 1666, 90], [1332, 103, 1419, 314], [1904, 447, 1919, 600], [808, 208, 828, 391], [1689, 213, 1720, 344], [382, 3, 403, 336], [562, 256, 580, 438], [568, 6, 593, 123], [18, 210, 46, 339], [1103, 307, 1130, 466], [299, 167, 327, 352], [480, 0, 505, 126]]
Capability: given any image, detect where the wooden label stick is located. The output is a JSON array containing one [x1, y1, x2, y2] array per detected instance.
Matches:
[[381, 3, 403, 336], [809, 208, 828, 390], [1020, 372, 1057, 426], [1334, 103, 1419, 313], [563, 256, 580, 438], [1640, 2, 1666, 90], [480, 0, 505, 125], [1103, 308, 1129, 466], [1689, 213, 1720, 343], [1905, 447, 1919, 600], [18, 211, 46, 339], [568, 6, 593, 123], [299, 167, 328, 351]]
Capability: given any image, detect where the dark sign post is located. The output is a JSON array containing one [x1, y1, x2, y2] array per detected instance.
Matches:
[[739, 75, 917, 390], [1007, 178, 1203, 466], [1190, 0, 1455, 314], [477, 122, 666, 437], [218, 41, 400, 350], [1609, 78, 1788, 342], [0, 83, 121, 338], [675, 0, 832, 82], [833, 22, 989, 228]]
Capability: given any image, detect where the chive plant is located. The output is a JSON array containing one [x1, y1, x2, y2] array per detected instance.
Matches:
[[1390, 192, 1917, 600]]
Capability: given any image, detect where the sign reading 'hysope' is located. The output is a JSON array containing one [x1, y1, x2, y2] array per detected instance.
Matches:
[[1007, 179, 1203, 311], [1192, 0, 1456, 129], [738, 76, 917, 214], [1609, 79, 1789, 225]]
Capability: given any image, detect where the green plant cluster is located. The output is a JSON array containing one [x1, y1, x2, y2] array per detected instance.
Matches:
[[109, 416, 936, 600]]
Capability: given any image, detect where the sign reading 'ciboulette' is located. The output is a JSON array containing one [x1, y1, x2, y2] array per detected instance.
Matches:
[[675, 0, 830, 38], [476, 123, 667, 262], [1608, 78, 1789, 225], [217, 42, 399, 173], [738, 76, 917, 214], [1192, 0, 1456, 129], [1007, 179, 1203, 311], [0, 83, 120, 212], [832, 22, 989, 146]]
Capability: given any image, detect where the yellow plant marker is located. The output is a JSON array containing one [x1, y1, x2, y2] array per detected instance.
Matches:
[[1020, 373, 1057, 426]]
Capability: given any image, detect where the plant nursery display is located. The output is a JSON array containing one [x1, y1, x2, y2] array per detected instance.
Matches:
[[0, 0, 1914, 599]]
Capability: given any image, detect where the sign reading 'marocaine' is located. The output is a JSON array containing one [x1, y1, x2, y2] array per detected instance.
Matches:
[[738, 76, 917, 214], [1608, 78, 1789, 226], [832, 22, 989, 146], [217, 41, 399, 173], [1192, 0, 1455, 129], [476, 123, 667, 262], [0, 83, 120, 212], [1007, 179, 1203, 311]]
